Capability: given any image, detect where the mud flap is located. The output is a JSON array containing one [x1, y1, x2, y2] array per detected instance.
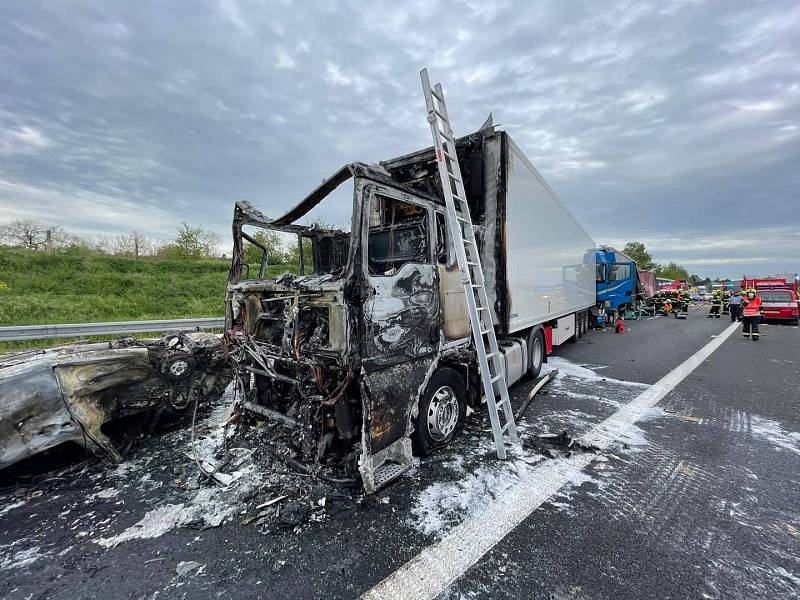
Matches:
[[358, 356, 438, 493]]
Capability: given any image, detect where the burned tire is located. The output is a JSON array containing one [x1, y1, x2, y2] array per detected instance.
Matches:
[[412, 368, 467, 456], [528, 328, 545, 379]]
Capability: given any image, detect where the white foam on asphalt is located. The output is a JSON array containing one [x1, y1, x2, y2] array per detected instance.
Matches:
[[545, 356, 649, 388], [362, 323, 740, 600], [0, 546, 44, 571], [412, 440, 543, 536], [748, 415, 800, 456], [94, 395, 258, 548]]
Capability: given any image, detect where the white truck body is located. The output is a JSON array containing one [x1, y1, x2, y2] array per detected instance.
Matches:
[[502, 135, 596, 333]]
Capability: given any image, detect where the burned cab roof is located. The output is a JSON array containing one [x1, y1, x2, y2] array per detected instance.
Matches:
[[234, 162, 441, 234]]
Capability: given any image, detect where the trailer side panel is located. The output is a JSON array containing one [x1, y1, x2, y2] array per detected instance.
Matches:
[[503, 135, 596, 333]]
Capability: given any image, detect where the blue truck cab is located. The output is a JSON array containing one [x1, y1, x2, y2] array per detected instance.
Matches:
[[595, 247, 641, 315]]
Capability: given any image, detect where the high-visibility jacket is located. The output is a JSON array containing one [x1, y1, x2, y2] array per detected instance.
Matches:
[[742, 296, 762, 317]]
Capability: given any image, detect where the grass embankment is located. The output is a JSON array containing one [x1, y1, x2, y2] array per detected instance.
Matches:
[[0, 247, 297, 351]]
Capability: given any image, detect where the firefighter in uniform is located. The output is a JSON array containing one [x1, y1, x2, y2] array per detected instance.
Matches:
[[662, 291, 673, 315], [708, 289, 722, 318], [651, 291, 663, 314], [741, 288, 763, 341], [677, 289, 690, 316], [722, 291, 731, 315]]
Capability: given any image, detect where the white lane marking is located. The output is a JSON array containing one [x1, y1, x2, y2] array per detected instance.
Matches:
[[362, 323, 739, 600]]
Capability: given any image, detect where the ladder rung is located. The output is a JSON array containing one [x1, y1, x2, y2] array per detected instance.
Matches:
[[490, 375, 502, 384], [476, 306, 487, 311], [432, 107, 447, 121], [480, 328, 491, 335], [466, 261, 478, 266]]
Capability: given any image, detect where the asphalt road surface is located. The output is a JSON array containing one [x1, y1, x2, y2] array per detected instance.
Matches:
[[1, 306, 798, 599]]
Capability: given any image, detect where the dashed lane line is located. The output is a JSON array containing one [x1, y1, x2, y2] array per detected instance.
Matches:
[[362, 322, 740, 600]]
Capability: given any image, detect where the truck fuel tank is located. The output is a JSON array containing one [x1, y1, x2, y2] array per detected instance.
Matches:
[[492, 337, 529, 394]]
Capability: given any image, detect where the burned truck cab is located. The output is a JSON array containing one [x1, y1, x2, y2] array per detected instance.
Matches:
[[225, 163, 464, 492]]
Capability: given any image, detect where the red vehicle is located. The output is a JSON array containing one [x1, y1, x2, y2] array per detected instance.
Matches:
[[658, 278, 688, 291], [741, 275, 800, 325]]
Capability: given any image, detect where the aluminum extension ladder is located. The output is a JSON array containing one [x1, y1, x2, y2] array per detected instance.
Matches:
[[420, 68, 519, 459]]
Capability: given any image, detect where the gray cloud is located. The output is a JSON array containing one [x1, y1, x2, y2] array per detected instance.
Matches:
[[0, 0, 797, 276]]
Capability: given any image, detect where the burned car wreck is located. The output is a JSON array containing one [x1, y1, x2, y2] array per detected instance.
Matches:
[[227, 154, 482, 494], [0, 333, 231, 471]]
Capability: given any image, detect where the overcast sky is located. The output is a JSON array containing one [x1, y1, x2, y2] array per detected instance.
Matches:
[[1, 0, 797, 278]]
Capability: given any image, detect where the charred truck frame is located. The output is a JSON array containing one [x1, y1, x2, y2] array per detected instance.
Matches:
[[226, 124, 596, 493]]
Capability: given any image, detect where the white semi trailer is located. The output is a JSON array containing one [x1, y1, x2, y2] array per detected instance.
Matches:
[[382, 125, 597, 379], [226, 122, 597, 492]]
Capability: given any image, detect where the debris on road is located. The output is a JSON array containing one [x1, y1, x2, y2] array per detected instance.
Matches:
[[256, 495, 288, 510], [522, 430, 599, 459], [514, 369, 559, 422], [276, 502, 310, 529], [175, 560, 204, 576]]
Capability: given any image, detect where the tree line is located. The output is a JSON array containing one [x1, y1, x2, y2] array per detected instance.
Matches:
[[0, 219, 223, 260], [0, 218, 309, 265], [622, 241, 709, 286]]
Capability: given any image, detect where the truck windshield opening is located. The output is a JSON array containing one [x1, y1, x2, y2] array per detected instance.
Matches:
[[367, 194, 429, 275], [609, 263, 631, 281]]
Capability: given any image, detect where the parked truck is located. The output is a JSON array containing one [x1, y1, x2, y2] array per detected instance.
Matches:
[[225, 123, 596, 493], [595, 246, 645, 315]]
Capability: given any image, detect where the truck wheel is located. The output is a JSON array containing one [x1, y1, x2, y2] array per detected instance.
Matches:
[[528, 329, 545, 379], [412, 368, 467, 456]]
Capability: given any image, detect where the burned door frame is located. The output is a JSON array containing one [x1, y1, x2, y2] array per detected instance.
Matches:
[[356, 182, 442, 492], [360, 185, 439, 370]]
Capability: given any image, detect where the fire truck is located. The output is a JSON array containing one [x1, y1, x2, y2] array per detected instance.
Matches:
[[741, 274, 800, 326]]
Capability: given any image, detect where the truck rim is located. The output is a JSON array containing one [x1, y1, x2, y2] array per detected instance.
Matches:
[[427, 385, 459, 441]]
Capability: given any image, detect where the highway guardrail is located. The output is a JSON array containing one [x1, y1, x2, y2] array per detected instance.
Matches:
[[0, 318, 225, 342]]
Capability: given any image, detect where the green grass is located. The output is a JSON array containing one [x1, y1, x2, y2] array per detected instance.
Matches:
[[0, 247, 297, 350]]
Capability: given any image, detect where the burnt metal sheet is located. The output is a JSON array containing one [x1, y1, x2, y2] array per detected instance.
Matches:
[[270, 165, 354, 227], [0, 334, 231, 472], [362, 265, 438, 371], [361, 356, 434, 454], [0, 365, 80, 467]]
